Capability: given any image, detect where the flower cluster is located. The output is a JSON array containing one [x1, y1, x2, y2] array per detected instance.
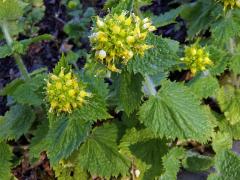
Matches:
[[89, 11, 156, 72], [217, 0, 240, 9], [181, 45, 213, 75], [46, 68, 91, 114]]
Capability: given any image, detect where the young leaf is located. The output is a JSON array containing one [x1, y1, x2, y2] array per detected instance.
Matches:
[[139, 80, 214, 143], [127, 34, 179, 75], [182, 151, 214, 172], [0, 104, 35, 141], [112, 70, 144, 115], [160, 147, 186, 180], [0, 141, 12, 180], [78, 124, 130, 178], [208, 150, 240, 180]]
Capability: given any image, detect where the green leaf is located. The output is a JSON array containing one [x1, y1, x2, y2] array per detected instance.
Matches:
[[78, 124, 130, 178], [119, 128, 170, 179], [212, 132, 232, 153], [54, 161, 88, 180], [0, 0, 23, 21], [127, 34, 179, 75], [53, 54, 72, 75], [46, 112, 92, 165], [229, 54, 240, 75], [218, 118, 240, 140], [29, 117, 49, 162], [211, 10, 240, 46], [187, 75, 219, 99], [109, 0, 151, 14], [46, 91, 110, 165], [182, 151, 214, 172], [217, 85, 240, 125], [0, 104, 35, 141], [139, 80, 214, 142], [180, 1, 219, 39], [153, 6, 184, 27], [10, 74, 46, 106], [208, 150, 240, 180], [0, 44, 12, 58], [0, 78, 24, 96], [112, 70, 144, 115], [208, 45, 228, 76], [160, 147, 186, 180], [0, 142, 12, 180]]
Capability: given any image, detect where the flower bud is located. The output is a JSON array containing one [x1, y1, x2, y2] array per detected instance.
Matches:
[[98, 50, 106, 59]]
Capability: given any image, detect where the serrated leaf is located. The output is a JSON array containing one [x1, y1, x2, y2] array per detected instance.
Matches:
[[0, 142, 12, 180], [78, 124, 130, 178], [127, 34, 179, 75], [0, 0, 23, 21], [187, 75, 219, 99], [218, 118, 240, 140], [112, 70, 144, 115], [0, 104, 35, 141], [53, 55, 72, 75], [0, 78, 24, 96], [211, 10, 240, 46], [208, 150, 240, 180], [109, 0, 151, 14], [160, 147, 186, 180], [0, 44, 12, 58], [180, 1, 219, 39], [29, 117, 49, 162], [10, 74, 46, 106], [212, 132, 232, 153], [208, 45, 228, 76], [130, 139, 169, 179], [119, 128, 168, 179], [229, 54, 240, 75], [46, 112, 92, 165], [217, 85, 240, 125], [54, 163, 88, 180], [139, 80, 214, 142], [182, 151, 214, 172], [153, 6, 184, 27], [46, 91, 110, 164]]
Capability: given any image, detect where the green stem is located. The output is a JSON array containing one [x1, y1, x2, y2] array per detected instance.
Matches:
[[1, 22, 30, 80], [144, 75, 157, 96]]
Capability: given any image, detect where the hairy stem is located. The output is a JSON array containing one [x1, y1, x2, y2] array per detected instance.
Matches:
[[144, 75, 157, 96], [1, 22, 30, 80]]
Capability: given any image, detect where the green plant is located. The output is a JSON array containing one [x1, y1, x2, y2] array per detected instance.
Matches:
[[1, 0, 240, 179]]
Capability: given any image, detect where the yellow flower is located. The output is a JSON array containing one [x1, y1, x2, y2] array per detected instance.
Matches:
[[46, 68, 91, 114], [181, 44, 213, 75], [90, 11, 156, 72], [217, 0, 240, 9]]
